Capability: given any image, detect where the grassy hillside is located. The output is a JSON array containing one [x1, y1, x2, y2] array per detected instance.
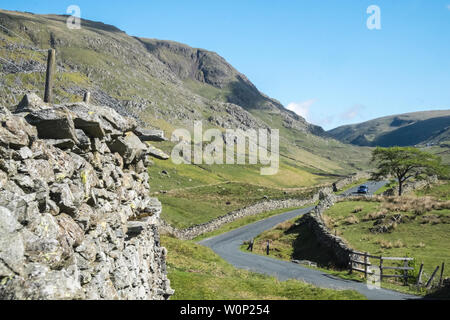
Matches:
[[162, 235, 365, 300], [148, 138, 368, 227], [0, 9, 374, 230], [328, 110, 450, 147], [323, 199, 450, 284]]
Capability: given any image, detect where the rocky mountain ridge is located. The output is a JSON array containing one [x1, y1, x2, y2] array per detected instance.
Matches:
[[0, 10, 322, 136]]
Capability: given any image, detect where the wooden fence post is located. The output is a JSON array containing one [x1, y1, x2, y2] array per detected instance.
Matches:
[[426, 266, 440, 289], [439, 262, 445, 287], [44, 49, 56, 103], [380, 258, 383, 282], [403, 258, 409, 286], [416, 263, 424, 286], [364, 252, 368, 279], [83, 91, 91, 104]]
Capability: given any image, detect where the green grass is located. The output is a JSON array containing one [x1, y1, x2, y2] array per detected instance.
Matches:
[[161, 235, 366, 300], [157, 180, 319, 229], [244, 197, 450, 297], [416, 180, 450, 200], [323, 200, 450, 286]]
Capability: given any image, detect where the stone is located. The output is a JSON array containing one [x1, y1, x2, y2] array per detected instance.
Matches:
[[17, 147, 33, 160], [127, 221, 147, 239], [0, 100, 173, 300], [108, 132, 147, 165], [46, 139, 76, 150], [15, 93, 49, 113], [57, 214, 85, 248], [75, 129, 91, 150], [0, 232, 25, 276], [65, 103, 106, 139], [0, 105, 11, 116], [12, 174, 35, 193], [22, 158, 55, 184], [0, 116, 37, 149], [95, 104, 137, 133], [146, 144, 170, 160], [0, 159, 18, 176], [134, 128, 167, 142], [0, 206, 22, 234], [25, 107, 79, 143], [50, 183, 79, 217]]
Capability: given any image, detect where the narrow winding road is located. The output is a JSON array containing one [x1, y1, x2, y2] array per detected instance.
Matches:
[[200, 181, 419, 300]]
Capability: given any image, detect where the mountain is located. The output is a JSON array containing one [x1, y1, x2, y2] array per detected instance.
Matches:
[[328, 110, 450, 147], [0, 9, 371, 178]]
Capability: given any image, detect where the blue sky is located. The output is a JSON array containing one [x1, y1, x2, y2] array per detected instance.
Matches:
[[1, 0, 450, 130]]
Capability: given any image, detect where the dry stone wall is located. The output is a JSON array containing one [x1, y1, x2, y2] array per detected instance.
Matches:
[[160, 173, 373, 241], [0, 95, 173, 300], [382, 176, 438, 196], [161, 196, 320, 240], [300, 190, 354, 268], [334, 172, 371, 190]]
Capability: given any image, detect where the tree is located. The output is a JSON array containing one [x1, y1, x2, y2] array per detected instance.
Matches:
[[371, 147, 448, 196]]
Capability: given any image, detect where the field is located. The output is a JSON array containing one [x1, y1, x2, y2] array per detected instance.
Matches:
[[416, 180, 450, 200], [322, 198, 450, 284], [246, 182, 450, 296], [161, 235, 365, 300], [148, 144, 332, 228]]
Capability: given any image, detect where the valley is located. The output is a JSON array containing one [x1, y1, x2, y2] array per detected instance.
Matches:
[[0, 7, 449, 302]]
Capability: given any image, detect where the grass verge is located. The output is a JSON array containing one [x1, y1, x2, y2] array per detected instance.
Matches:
[[161, 235, 366, 300]]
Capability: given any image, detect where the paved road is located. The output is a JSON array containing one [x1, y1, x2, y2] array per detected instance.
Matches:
[[339, 180, 388, 197], [200, 181, 418, 300]]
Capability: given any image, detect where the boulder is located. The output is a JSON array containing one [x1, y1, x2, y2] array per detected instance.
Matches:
[[108, 132, 147, 165], [50, 183, 79, 217], [46, 139, 76, 150], [25, 107, 79, 143], [146, 144, 170, 160], [0, 115, 37, 149], [75, 129, 91, 150], [15, 93, 49, 114], [0, 207, 25, 276], [134, 128, 167, 142], [65, 103, 106, 139], [94, 105, 137, 133]]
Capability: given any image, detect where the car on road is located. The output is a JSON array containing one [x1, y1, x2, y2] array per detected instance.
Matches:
[[357, 185, 369, 194]]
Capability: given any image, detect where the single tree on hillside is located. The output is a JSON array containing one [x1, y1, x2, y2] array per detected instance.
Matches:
[[371, 147, 447, 196]]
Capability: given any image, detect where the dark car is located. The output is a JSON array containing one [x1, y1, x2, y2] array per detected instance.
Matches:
[[357, 185, 369, 194]]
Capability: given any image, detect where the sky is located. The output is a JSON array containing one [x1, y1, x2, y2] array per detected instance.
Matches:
[[1, 0, 450, 130]]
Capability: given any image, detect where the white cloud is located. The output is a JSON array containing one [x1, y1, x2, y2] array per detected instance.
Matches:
[[447, 4, 450, 10], [339, 104, 366, 121], [286, 99, 317, 121]]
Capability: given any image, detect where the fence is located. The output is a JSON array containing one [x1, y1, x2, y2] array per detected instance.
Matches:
[[349, 251, 414, 285]]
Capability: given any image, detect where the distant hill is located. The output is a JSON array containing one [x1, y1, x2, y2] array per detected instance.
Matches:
[[327, 110, 450, 147]]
